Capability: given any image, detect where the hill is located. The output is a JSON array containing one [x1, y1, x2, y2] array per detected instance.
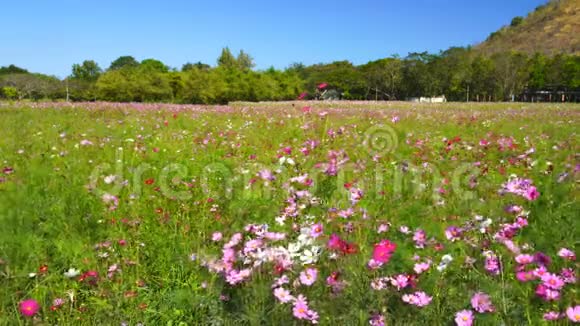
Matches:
[[476, 0, 579, 55]]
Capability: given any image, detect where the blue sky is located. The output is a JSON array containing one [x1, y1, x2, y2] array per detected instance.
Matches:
[[0, 0, 547, 78]]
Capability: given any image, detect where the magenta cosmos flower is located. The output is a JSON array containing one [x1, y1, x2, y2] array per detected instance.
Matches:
[[19, 299, 40, 317], [372, 240, 397, 264]]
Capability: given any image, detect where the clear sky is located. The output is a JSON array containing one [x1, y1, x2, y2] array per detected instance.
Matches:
[[0, 0, 548, 78]]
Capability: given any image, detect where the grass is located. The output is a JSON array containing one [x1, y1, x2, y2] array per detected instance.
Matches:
[[0, 101, 578, 325]]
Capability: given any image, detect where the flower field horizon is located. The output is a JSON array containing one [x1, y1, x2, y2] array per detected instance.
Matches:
[[0, 101, 578, 325]]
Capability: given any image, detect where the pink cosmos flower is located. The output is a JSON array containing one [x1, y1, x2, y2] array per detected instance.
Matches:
[[390, 274, 409, 290], [211, 232, 223, 242], [470, 292, 495, 313], [258, 169, 275, 181], [377, 223, 389, 233], [292, 295, 317, 322], [541, 273, 565, 290], [19, 299, 40, 317], [543, 311, 561, 321], [310, 224, 323, 238], [401, 291, 432, 307], [515, 254, 534, 265], [454, 310, 474, 326], [413, 261, 430, 274], [369, 313, 385, 326], [299, 268, 318, 286], [412, 229, 427, 248], [558, 248, 576, 261], [317, 83, 328, 90], [445, 226, 462, 242], [560, 268, 576, 284], [566, 306, 580, 323], [516, 271, 535, 282], [273, 287, 294, 303], [483, 251, 500, 275]]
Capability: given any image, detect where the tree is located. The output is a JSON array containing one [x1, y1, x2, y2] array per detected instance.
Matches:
[[108, 56, 139, 71], [71, 60, 102, 82], [140, 59, 169, 73], [510, 16, 524, 27], [217, 47, 238, 69], [182, 61, 210, 71], [0, 65, 29, 75], [237, 50, 255, 70], [527, 53, 548, 89]]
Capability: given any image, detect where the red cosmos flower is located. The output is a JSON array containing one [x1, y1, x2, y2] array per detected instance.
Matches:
[[298, 92, 308, 100], [273, 263, 286, 275], [317, 83, 328, 90], [302, 106, 311, 113], [39, 264, 49, 274], [144, 178, 155, 185], [372, 240, 397, 264], [327, 234, 358, 255], [79, 270, 99, 286]]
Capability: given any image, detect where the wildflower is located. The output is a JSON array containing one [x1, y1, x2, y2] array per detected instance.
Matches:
[[390, 274, 409, 290], [19, 299, 40, 317], [258, 169, 275, 181], [377, 223, 389, 233], [273, 287, 294, 303], [401, 291, 432, 307], [524, 186, 540, 201], [445, 226, 462, 242], [79, 270, 99, 286], [454, 310, 474, 326], [558, 248, 576, 260], [566, 306, 580, 323], [413, 229, 427, 248], [64, 268, 80, 278], [543, 311, 561, 321], [483, 251, 500, 275], [515, 254, 534, 265], [300, 246, 321, 265], [413, 261, 430, 274], [516, 271, 535, 282], [211, 232, 223, 242], [299, 268, 318, 286], [310, 223, 323, 238], [470, 292, 495, 313], [541, 273, 564, 290], [560, 268, 576, 284], [372, 240, 396, 264], [292, 295, 317, 323], [369, 313, 385, 326]]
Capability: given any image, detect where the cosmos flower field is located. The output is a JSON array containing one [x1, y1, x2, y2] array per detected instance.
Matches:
[[0, 101, 578, 325]]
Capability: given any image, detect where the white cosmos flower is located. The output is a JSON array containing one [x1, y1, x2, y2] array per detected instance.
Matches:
[[288, 243, 302, 257], [64, 268, 81, 278], [300, 246, 321, 265], [104, 175, 116, 184]]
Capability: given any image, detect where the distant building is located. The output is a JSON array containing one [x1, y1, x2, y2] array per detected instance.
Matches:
[[520, 85, 579, 102], [407, 95, 447, 103]]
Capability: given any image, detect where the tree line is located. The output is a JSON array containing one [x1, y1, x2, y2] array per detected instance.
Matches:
[[1, 47, 578, 103]]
